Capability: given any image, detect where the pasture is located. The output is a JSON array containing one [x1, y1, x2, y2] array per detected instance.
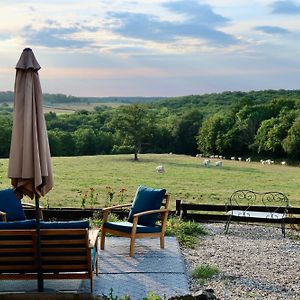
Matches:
[[43, 102, 124, 114], [0, 154, 300, 209]]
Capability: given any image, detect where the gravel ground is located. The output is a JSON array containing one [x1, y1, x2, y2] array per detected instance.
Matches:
[[182, 223, 300, 300]]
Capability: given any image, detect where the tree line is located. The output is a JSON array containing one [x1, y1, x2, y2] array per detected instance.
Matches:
[[0, 90, 300, 160]]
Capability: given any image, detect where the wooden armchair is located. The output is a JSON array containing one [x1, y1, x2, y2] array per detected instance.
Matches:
[[101, 186, 170, 256]]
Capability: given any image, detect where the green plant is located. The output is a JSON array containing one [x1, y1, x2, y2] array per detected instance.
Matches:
[[143, 292, 166, 300], [118, 187, 127, 204], [106, 186, 115, 206], [192, 264, 220, 284], [287, 231, 300, 241], [80, 187, 99, 209], [165, 217, 207, 248], [102, 288, 130, 300]]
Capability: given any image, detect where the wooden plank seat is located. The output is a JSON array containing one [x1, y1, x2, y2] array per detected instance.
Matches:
[[0, 222, 99, 292], [225, 190, 289, 237]]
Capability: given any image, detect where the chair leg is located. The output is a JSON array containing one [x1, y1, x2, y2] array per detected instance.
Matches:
[[100, 229, 106, 250], [160, 235, 165, 249], [90, 274, 93, 293], [130, 237, 135, 257], [281, 220, 286, 238], [225, 216, 232, 233]]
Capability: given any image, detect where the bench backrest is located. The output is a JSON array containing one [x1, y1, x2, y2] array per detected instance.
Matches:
[[41, 229, 91, 274], [0, 230, 37, 274], [0, 229, 90, 275], [226, 190, 289, 214]]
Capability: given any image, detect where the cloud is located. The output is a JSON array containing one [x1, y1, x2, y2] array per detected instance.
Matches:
[[23, 25, 93, 48], [270, 1, 300, 14], [109, 11, 237, 46], [255, 25, 289, 34], [163, 0, 229, 25]]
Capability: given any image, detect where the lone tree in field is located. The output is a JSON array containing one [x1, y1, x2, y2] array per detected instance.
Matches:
[[112, 104, 151, 160]]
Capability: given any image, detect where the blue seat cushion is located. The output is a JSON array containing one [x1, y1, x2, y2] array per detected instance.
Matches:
[[128, 185, 166, 226], [40, 220, 90, 229], [0, 189, 26, 221], [0, 219, 36, 229], [103, 221, 161, 233]]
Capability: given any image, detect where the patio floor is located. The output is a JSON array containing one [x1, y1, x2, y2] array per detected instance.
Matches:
[[0, 237, 189, 299]]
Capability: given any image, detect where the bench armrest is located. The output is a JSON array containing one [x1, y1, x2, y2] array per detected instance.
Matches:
[[89, 229, 99, 248], [0, 211, 7, 222]]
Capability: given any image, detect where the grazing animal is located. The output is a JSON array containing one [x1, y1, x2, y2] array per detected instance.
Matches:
[[196, 154, 202, 158], [246, 157, 251, 162], [156, 165, 165, 173], [215, 161, 223, 167], [281, 161, 286, 165], [203, 159, 210, 167], [231, 156, 236, 160], [238, 157, 242, 161]]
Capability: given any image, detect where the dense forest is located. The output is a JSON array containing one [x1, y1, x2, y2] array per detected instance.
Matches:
[[1, 89, 300, 161]]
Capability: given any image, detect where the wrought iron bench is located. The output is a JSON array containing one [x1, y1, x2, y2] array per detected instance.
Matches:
[[225, 190, 289, 237]]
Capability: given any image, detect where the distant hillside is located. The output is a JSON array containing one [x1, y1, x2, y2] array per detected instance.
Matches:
[[152, 89, 300, 116], [0, 91, 166, 105]]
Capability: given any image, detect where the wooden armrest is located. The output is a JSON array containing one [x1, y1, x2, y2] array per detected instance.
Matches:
[[102, 203, 132, 211], [89, 229, 100, 248], [133, 208, 169, 218], [0, 211, 7, 222], [22, 202, 44, 209]]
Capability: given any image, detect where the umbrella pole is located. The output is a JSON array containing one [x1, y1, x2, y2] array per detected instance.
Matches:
[[35, 193, 44, 292]]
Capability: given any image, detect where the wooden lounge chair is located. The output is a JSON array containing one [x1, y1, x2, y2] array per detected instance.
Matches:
[[101, 185, 170, 256]]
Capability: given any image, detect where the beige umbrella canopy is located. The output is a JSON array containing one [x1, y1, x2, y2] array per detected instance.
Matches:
[[8, 48, 53, 292], [8, 48, 53, 199]]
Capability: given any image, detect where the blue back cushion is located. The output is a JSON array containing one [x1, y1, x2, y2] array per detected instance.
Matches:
[[0, 189, 26, 221], [128, 185, 166, 226], [0, 219, 36, 229], [40, 220, 90, 229]]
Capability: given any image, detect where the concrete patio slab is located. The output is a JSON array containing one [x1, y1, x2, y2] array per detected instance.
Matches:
[[0, 237, 190, 299]]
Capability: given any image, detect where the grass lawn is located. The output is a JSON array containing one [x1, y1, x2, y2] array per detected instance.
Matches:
[[1, 154, 300, 209]]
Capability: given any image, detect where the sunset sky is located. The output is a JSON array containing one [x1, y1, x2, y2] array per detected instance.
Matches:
[[1, 0, 300, 97]]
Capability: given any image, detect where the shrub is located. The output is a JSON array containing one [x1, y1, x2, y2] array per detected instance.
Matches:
[[192, 264, 220, 284], [165, 217, 207, 248]]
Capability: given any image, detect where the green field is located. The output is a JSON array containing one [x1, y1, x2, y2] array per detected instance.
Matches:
[[1, 154, 300, 209]]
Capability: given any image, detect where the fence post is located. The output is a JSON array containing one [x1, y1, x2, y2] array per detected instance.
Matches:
[[175, 199, 181, 216]]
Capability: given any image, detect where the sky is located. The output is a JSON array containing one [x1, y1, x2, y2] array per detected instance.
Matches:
[[1, 0, 300, 97]]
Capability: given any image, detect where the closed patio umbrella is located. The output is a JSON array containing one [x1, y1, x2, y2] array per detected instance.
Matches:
[[8, 48, 53, 292]]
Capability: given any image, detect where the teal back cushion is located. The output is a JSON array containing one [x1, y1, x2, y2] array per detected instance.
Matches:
[[128, 185, 166, 226], [0, 219, 36, 229], [0, 189, 26, 221]]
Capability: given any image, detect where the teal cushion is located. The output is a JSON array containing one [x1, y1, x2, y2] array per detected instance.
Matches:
[[91, 247, 97, 271], [0, 189, 26, 221], [0, 219, 36, 229], [40, 220, 90, 229], [104, 221, 161, 233], [128, 185, 166, 226]]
